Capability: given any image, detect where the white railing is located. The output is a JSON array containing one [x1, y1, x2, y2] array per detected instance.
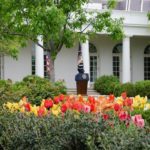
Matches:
[[89, 0, 150, 12]]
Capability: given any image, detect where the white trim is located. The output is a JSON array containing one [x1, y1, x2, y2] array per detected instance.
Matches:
[[35, 36, 44, 77], [0, 54, 4, 79], [141, 0, 144, 12]]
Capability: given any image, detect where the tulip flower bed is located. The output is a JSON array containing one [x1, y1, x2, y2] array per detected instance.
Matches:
[[3, 93, 149, 128], [1, 93, 150, 149]]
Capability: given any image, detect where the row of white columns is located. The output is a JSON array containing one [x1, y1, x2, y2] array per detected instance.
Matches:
[[80, 36, 131, 83], [35, 36, 131, 83]]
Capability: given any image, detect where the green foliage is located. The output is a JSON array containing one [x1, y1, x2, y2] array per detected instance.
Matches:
[[1, 0, 124, 55], [94, 76, 150, 98], [147, 12, 150, 20], [0, 34, 26, 59], [1, 0, 124, 79], [0, 75, 67, 106], [0, 80, 13, 106], [13, 75, 67, 105], [0, 110, 150, 150], [135, 80, 150, 98], [121, 83, 135, 97], [94, 75, 120, 95], [107, 0, 117, 9]]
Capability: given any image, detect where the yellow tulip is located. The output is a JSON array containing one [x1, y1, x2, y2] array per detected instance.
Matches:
[[116, 97, 123, 105], [4, 102, 12, 109], [31, 105, 38, 116], [51, 109, 60, 116], [20, 107, 25, 113], [13, 103, 20, 110], [144, 103, 150, 111]]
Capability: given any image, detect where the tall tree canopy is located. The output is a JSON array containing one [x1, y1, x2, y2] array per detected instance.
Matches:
[[0, 0, 124, 79]]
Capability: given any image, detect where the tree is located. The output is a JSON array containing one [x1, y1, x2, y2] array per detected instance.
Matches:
[[0, 37, 24, 59], [0, 0, 124, 80]]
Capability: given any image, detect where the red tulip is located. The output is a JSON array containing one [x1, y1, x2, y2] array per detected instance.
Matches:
[[123, 98, 133, 107], [24, 103, 31, 112], [103, 114, 109, 120], [90, 103, 95, 112], [38, 107, 45, 117], [108, 94, 115, 102], [44, 99, 53, 109], [114, 103, 121, 112], [54, 97, 60, 104], [121, 92, 127, 99], [119, 111, 130, 121], [88, 96, 95, 104], [61, 104, 67, 113], [59, 94, 65, 101]]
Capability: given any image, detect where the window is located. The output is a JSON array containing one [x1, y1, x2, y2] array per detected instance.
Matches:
[[31, 51, 50, 79], [0, 54, 4, 79], [32, 56, 35, 75], [89, 43, 97, 82], [144, 45, 150, 80], [101, 0, 150, 12], [44, 51, 50, 79], [112, 43, 122, 79]]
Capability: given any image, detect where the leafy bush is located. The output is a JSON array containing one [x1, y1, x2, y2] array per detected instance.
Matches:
[[135, 80, 150, 98], [120, 83, 135, 97], [0, 110, 150, 150], [94, 75, 120, 95], [0, 75, 67, 106], [0, 80, 13, 106], [14, 75, 67, 105]]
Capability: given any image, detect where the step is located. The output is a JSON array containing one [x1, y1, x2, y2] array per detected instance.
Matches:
[[67, 88, 100, 96]]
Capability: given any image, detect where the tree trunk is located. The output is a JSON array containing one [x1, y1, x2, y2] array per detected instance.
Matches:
[[50, 58, 55, 82], [46, 52, 55, 82]]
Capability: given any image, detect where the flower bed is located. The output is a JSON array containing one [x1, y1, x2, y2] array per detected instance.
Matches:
[[1, 93, 150, 149], [3, 92, 149, 128]]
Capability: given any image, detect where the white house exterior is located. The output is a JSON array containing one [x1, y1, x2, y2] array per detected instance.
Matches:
[[1, 0, 150, 89]]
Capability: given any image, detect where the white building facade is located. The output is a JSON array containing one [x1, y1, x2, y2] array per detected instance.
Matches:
[[1, 0, 150, 89]]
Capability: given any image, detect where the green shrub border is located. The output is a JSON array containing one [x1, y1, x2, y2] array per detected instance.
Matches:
[[94, 75, 150, 98]]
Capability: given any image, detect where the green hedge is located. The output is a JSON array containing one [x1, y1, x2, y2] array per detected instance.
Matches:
[[0, 75, 67, 106], [134, 80, 150, 98], [94, 75, 120, 95], [94, 75, 150, 98], [114, 82, 136, 97], [0, 110, 150, 150]]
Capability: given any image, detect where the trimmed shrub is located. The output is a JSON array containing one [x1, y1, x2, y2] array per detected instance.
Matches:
[[94, 75, 120, 95], [119, 82, 135, 97], [135, 80, 150, 98]]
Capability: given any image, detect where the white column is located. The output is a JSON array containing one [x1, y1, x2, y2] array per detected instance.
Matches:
[[122, 36, 131, 83], [141, 0, 144, 12], [81, 40, 90, 75], [35, 36, 44, 77], [81, 40, 90, 87]]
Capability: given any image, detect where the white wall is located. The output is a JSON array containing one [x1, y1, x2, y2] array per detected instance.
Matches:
[[55, 43, 78, 88], [55, 36, 120, 88], [131, 37, 150, 83], [55, 35, 150, 88], [4, 41, 32, 81], [90, 35, 119, 77]]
